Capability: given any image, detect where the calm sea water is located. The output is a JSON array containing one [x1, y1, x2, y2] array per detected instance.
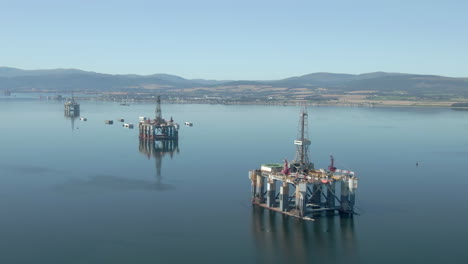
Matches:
[[1, 95, 468, 263]]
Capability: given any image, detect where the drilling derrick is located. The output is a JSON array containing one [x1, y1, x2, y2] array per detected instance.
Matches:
[[291, 108, 314, 174], [155, 95, 163, 123]]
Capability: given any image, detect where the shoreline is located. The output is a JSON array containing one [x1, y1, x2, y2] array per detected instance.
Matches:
[[4, 91, 468, 109]]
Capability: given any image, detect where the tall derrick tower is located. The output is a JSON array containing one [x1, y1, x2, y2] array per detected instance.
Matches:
[[155, 95, 163, 123], [291, 107, 314, 174]]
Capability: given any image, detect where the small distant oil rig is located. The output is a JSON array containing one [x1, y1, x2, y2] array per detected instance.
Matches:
[[249, 108, 358, 221], [64, 96, 80, 117], [139, 96, 179, 140]]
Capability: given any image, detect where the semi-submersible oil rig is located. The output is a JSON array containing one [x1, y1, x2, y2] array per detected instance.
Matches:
[[139, 96, 179, 140], [249, 108, 358, 221]]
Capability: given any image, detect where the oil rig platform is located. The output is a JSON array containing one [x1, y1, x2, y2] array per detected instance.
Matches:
[[249, 109, 358, 221], [139, 96, 179, 140], [64, 96, 80, 117]]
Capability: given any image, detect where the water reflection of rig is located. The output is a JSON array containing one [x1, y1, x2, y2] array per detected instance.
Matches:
[[249, 108, 358, 221], [139, 139, 179, 178]]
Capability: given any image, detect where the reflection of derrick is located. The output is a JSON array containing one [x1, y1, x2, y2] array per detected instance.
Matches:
[[64, 114, 79, 131], [139, 139, 179, 181]]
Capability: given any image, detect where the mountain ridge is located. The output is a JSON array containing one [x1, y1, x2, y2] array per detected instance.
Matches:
[[1, 66, 468, 97]]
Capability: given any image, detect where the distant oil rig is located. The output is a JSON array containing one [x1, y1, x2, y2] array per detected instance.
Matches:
[[139, 96, 179, 140], [249, 108, 358, 221], [64, 96, 80, 117]]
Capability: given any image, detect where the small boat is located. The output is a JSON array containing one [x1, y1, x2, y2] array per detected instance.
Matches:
[[80, 117, 87, 121], [185, 122, 193, 126]]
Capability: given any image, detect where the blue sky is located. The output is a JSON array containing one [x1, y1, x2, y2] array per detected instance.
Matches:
[[1, 0, 467, 79]]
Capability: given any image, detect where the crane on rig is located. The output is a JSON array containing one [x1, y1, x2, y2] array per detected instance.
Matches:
[[329, 155, 355, 176], [328, 155, 337, 172]]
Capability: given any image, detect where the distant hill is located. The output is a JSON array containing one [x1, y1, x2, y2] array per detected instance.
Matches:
[[268, 72, 407, 88], [344, 74, 468, 96], [279, 72, 356, 85], [0, 67, 97, 77], [0, 67, 202, 91], [1, 66, 468, 97]]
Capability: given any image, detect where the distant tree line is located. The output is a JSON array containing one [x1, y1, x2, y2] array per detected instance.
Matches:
[[451, 102, 468, 107]]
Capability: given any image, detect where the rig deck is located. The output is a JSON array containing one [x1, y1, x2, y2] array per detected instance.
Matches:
[[138, 96, 179, 140]]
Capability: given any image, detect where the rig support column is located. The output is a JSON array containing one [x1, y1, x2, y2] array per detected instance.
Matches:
[[349, 178, 356, 212], [296, 183, 307, 217], [249, 171, 257, 201], [340, 178, 350, 213], [279, 182, 289, 212], [327, 181, 336, 210], [349, 191, 356, 212], [266, 178, 276, 207], [255, 175, 265, 203]]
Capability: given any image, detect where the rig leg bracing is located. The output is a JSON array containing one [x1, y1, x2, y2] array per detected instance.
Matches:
[[249, 169, 357, 220]]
